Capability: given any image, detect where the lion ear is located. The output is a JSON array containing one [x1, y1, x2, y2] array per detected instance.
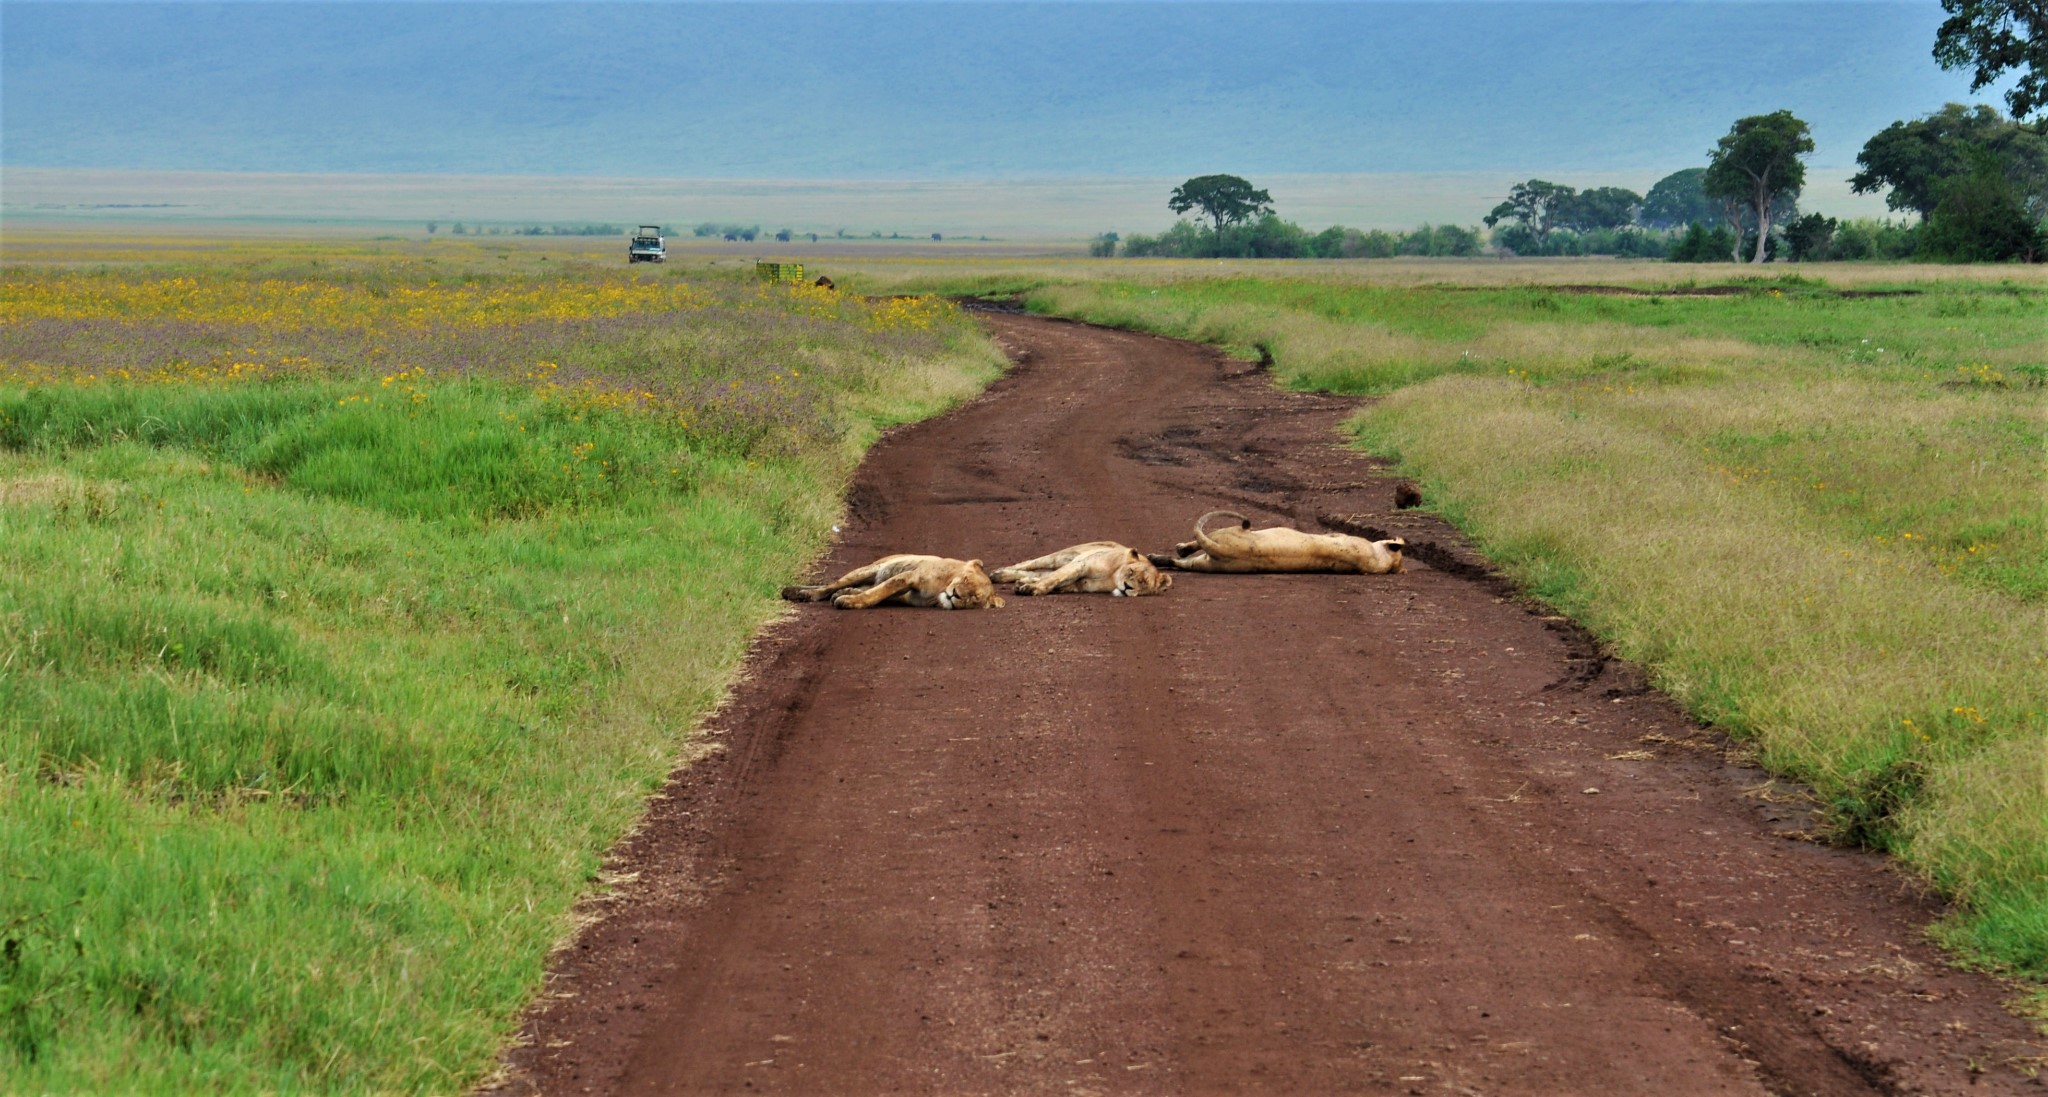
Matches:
[[967, 559, 984, 569], [1127, 548, 1142, 560]]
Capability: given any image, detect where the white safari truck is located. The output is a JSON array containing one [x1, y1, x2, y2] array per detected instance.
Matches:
[[628, 225, 666, 263]]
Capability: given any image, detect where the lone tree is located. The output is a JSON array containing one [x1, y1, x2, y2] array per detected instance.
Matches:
[[1168, 175, 1273, 255], [1934, 0, 2046, 124], [1704, 110, 1814, 263]]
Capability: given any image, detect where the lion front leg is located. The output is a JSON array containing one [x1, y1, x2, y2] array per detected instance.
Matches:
[[1013, 557, 1095, 595], [781, 561, 887, 603], [830, 572, 920, 609], [987, 563, 1043, 584], [990, 547, 1082, 584]]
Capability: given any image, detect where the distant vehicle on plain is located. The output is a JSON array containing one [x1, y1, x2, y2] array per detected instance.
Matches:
[[628, 225, 666, 263]]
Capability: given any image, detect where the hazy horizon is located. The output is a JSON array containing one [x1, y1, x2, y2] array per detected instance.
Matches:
[[0, 1, 2001, 235], [2, 166, 1898, 239]]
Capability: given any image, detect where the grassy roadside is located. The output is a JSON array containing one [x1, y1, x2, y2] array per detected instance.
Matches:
[[0, 259, 1004, 1090], [1010, 269, 2048, 985]]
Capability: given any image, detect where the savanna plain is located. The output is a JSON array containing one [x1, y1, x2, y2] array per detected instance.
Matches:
[[1, 231, 2042, 1092]]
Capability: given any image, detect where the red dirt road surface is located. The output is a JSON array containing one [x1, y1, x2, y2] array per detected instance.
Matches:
[[492, 314, 2044, 1095]]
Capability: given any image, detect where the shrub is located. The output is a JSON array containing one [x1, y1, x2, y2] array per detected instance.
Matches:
[[1831, 218, 1920, 260], [1247, 214, 1311, 258], [1918, 147, 2047, 262], [1784, 213, 1839, 261], [1669, 222, 1738, 262]]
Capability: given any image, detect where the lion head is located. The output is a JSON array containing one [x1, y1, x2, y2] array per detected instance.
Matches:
[[937, 560, 1004, 610], [1112, 549, 1173, 597]]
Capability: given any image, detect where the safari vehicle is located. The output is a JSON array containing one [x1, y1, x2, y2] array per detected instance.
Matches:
[[628, 225, 666, 263]]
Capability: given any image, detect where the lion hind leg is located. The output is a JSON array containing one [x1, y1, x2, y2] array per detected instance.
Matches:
[[1151, 549, 1221, 571], [1161, 551, 1232, 572], [1144, 539, 1199, 569]]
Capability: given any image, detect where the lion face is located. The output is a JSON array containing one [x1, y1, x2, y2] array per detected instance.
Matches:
[[1112, 551, 1173, 597], [937, 560, 1003, 610]]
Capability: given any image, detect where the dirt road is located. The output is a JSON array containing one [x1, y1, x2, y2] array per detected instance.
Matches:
[[493, 313, 2043, 1095]]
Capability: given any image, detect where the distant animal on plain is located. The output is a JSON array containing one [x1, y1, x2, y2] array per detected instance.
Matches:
[[814, 275, 835, 290], [781, 555, 1004, 610], [1150, 511, 1405, 575], [990, 542, 1173, 597]]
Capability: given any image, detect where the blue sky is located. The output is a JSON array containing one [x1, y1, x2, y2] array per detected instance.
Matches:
[[1, 2, 2002, 180]]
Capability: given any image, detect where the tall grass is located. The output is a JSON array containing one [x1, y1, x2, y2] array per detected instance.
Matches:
[[1017, 271, 2048, 980], [0, 260, 1003, 1090]]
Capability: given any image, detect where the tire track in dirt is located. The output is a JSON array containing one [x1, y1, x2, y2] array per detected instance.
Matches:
[[490, 314, 2044, 1096]]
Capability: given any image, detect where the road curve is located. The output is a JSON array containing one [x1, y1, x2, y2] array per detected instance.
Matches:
[[491, 312, 2043, 1096]]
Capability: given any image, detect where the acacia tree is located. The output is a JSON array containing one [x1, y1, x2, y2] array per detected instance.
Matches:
[[1168, 175, 1273, 255], [1704, 110, 1814, 263], [1934, 0, 2046, 124]]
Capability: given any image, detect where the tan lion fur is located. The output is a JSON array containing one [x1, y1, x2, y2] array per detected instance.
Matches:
[[1150, 510, 1405, 575], [781, 555, 1005, 610], [989, 542, 1173, 597]]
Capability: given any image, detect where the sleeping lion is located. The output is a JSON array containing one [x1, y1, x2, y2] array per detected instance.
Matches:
[[781, 555, 1005, 610], [989, 542, 1173, 597], [1149, 510, 1405, 574]]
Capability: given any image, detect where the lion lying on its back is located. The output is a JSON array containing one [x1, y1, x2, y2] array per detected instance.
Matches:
[[990, 542, 1172, 597], [1149, 510, 1405, 574], [782, 555, 1004, 610]]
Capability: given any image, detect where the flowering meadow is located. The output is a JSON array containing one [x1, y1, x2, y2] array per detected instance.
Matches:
[[0, 256, 1001, 1091], [1008, 269, 2048, 986]]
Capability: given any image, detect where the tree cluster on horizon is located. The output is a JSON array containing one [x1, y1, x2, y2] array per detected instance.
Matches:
[[1098, 13, 2044, 263], [1107, 89, 2041, 264]]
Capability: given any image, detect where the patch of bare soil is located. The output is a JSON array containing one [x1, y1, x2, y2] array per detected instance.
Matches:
[[488, 314, 2042, 1095]]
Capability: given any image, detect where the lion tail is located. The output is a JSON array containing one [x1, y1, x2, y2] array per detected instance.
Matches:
[[1194, 510, 1251, 556]]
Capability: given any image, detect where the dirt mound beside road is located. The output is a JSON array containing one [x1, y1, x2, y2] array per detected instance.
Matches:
[[490, 314, 2042, 1095]]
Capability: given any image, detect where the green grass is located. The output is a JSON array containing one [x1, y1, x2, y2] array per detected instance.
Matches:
[[1011, 269, 2048, 983], [0, 262, 1004, 1091]]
